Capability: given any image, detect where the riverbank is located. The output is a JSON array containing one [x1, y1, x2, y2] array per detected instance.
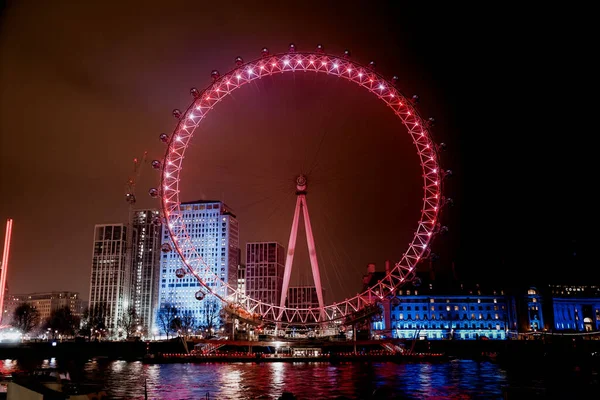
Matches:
[[142, 351, 449, 364], [2, 336, 600, 367]]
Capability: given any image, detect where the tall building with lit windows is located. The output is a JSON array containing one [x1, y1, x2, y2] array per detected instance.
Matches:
[[237, 264, 246, 294], [89, 224, 130, 337], [130, 209, 162, 336], [287, 286, 319, 323], [245, 242, 285, 306], [156, 201, 239, 334]]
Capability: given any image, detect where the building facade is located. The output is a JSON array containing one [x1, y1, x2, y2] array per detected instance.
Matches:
[[156, 201, 239, 334], [361, 264, 519, 340], [89, 224, 130, 337], [130, 209, 162, 336], [245, 242, 285, 306], [237, 264, 246, 294], [386, 289, 517, 340], [547, 284, 600, 332], [4, 292, 84, 327], [287, 286, 319, 324]]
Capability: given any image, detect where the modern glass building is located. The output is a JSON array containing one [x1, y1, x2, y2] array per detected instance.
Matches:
[[130, 209, 162, 336], [156, 201, 239, 334], [245, 242, 285, 306], [287, 286, 319, 324], [89, 224, 130, 337]]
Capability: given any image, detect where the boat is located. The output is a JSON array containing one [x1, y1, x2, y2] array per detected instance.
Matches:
[[4, 367, 108, 399]]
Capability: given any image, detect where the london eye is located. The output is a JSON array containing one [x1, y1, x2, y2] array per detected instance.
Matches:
[[148, 44, 449, 329]]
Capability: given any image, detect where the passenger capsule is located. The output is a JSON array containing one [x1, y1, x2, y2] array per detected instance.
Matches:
[[126, 193, 136, 204], [392, 76, 399, 86], [190, 87, 200, 98], [159, 133, 169, 143], [289, 43, 296, 52], [343, 49, 351, 59], [175, 268, 186, 278], [444, 197, 454, 207], [438, 142, 447, 151], [440, 226, 449, 234], [261, 47, 270, 57], [426, 117, 436, 127], [149, 188, 159, 198], [316, 44, 324, 53], [411, 94, 420, 104], [151, 160, 161, 169], [444, 169, 453, 178], [195, 290, 206, 301], [172, 109, 182, 119], [161, 243, 172, 253], [368, 60, 376, 70], [413, 277, 422, 287], [211, 70, 220, 80], [235, 56, 244, 66]]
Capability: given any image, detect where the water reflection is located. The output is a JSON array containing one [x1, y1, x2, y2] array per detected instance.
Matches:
[[1, 358, 598, 399]]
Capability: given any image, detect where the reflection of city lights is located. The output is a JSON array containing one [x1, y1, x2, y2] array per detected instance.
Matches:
[[270, 362, 284, 386]]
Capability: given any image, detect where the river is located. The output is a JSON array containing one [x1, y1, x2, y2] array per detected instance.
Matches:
[[1, 357, 599, 399]]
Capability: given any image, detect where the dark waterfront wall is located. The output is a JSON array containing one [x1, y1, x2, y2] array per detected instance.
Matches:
[[2, 337, 600, 366]]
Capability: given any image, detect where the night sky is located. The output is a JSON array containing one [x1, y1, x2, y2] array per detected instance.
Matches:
[[0, 2, 592, 302]]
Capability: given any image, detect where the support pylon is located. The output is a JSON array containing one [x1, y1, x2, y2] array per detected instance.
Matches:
[[278, 175, 326, 323], [0, 219, 14, 326]]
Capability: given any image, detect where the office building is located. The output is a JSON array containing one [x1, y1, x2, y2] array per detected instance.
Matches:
[[156, 201, 239, 333], [287, 286, 319, 324], [245, 242, 285, 306], [130, 209, 162, 335], [4, 292, 84, 327], [89, 224, 130, 337]]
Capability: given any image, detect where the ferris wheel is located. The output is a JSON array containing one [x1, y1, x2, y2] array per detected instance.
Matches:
[[149, 44, 451, 327]]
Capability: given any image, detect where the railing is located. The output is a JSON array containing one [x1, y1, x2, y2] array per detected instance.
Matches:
[[343, 303, 382, 325], [195, 343, 226, 354]]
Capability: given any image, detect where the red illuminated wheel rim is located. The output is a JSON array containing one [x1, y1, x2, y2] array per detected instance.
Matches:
[[158, 47, 444, 326]]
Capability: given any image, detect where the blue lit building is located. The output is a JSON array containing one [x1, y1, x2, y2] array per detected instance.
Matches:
[[547, 284, 600, 332], [515, 287, 545, 333], [155, 201, 239, 335], [363, 264, 519, 340]]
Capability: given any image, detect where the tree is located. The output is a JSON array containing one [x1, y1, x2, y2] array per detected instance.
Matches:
[[180, 313, 196, 337], [44, 306, 80, 337], [117, 306, 138, 339], [12, 303, 40, 334], [170, 316, 182, 336], [157, 303, 178, 339], [81, 302, 108, 339], [199, 297, 222, 337]]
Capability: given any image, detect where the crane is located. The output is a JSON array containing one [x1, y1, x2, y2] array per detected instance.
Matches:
[[125, 151, 148, 208], [124, 151, 148, 314]]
